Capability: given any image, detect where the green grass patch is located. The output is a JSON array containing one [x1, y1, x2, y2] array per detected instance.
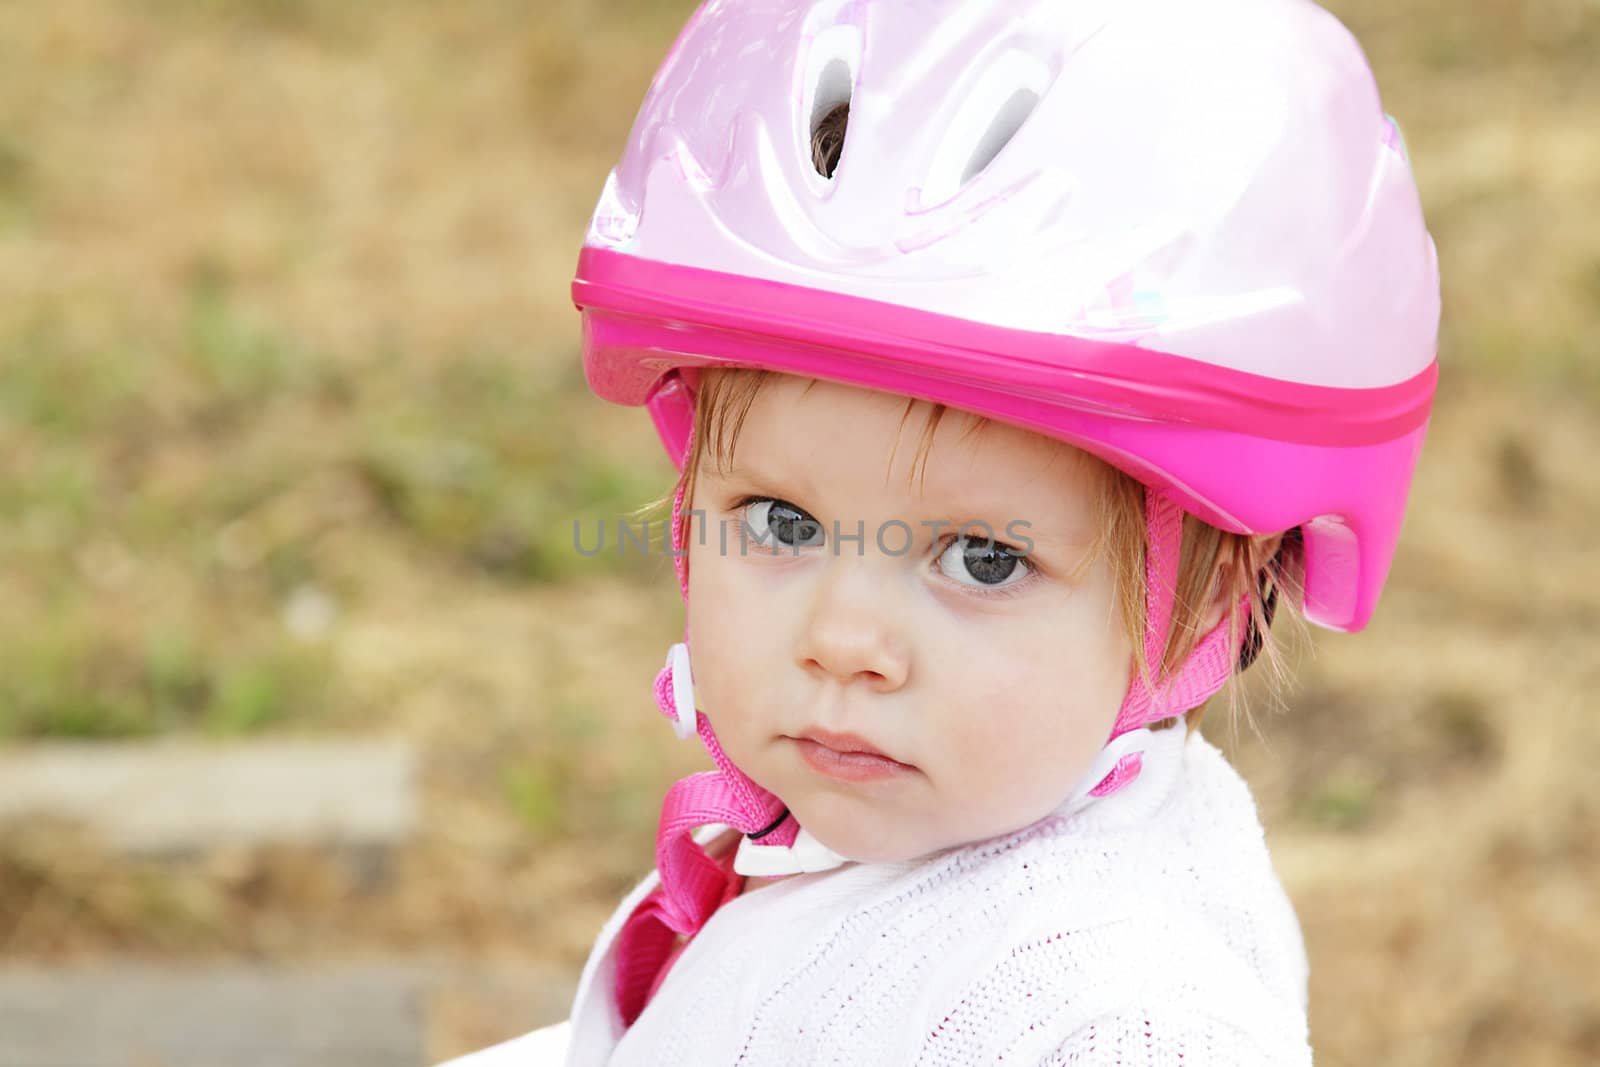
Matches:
[[0, 286, 666, 739], [1297, 769, 1382, 832], [355, 351, 667, 584], [0, 316, 149, 439], [0, 131, 31, 233], [0, 622, 332, 740], [500, 698, 667, 844]]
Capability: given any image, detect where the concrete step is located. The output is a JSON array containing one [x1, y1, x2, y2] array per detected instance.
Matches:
[[0, 740, 417, 855], [0, 962, 576, 1067]]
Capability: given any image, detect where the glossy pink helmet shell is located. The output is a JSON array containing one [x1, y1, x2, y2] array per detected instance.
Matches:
[[573, 0, 1440, 631]]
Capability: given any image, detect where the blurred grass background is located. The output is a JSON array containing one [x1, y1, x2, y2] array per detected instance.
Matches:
[[0, 0, 1596, 1063]]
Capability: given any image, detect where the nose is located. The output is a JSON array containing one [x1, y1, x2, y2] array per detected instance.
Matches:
[[795, 560, 911, 691]]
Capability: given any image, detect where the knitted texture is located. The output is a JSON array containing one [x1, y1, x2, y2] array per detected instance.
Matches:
[[588, 727, 1311, 1066]]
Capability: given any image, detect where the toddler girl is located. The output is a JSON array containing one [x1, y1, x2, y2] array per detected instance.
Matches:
[[447, 0, 1438, 1061]]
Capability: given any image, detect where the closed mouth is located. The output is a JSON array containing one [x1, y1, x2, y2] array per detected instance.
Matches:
[[788, 728, 916, 774]]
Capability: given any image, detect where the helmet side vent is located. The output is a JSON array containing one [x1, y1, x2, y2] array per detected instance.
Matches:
[[812, 98, 850, 179], [809, 56, 853, 179], [920, 50, 1050, 207], [961, 87, 1040, 186]]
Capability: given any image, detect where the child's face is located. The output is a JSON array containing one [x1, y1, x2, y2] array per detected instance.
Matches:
[[687, 375, 1132, 863]]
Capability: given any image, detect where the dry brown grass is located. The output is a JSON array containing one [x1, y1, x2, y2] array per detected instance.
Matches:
[[0, 0, 1596, 1063]]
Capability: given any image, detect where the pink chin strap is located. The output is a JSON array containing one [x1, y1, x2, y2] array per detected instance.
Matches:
[[613, 479, 1248, 1027]]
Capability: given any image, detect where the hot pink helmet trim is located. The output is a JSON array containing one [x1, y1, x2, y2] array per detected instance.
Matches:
[[577, 247, 1435, 448], [574, 248, 1435, 632]]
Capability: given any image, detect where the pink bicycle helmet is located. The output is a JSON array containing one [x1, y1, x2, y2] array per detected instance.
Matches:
[[576, 0, 1438, 632], [580, 0, 1440, 1024]]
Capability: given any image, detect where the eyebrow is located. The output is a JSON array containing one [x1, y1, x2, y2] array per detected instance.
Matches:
[[712, 457, 819, 501]]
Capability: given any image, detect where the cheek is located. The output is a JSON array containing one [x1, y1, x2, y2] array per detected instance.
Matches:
[[934, 609, 1126, 787], [944, 664, 1084, 774], [686, 548, 780, 733]]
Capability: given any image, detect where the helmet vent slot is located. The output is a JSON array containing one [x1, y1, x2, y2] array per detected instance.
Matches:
[[920, 50, 1050, 207], [961, 87, 1040, 186], [812, 100, 850, 179], [810, 57, 853, 179]]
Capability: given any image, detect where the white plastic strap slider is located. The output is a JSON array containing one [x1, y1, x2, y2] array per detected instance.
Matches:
[[734, 827, 851, 878], [1057, 727, 1152, 818], [666, 642, 697, 740]]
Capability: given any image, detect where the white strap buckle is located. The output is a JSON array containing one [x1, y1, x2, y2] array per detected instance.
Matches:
[[1057, 727, 1152, 818], [665, 642, 696, 740], [734, 826, 851, 878]]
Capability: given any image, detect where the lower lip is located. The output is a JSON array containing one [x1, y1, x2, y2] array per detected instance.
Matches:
[[791, 738, 915, 783]]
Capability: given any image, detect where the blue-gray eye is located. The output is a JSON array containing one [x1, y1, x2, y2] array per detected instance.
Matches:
[[937, 536, 1029, 589], [742, 499, 825, 548]]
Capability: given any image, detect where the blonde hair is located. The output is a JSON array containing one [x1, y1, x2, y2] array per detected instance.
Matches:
[[630, 368, 1305, 737]]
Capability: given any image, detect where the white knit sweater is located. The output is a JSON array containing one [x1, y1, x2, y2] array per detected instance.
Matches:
[[442, 725, 1311, 1066]]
